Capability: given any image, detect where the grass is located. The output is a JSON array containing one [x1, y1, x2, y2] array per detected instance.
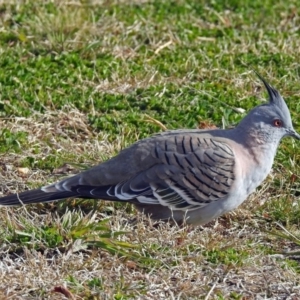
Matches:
[[0, 0, 300, 298]]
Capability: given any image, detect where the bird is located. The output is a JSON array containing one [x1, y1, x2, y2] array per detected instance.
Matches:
[[0, 74, 299, 226]]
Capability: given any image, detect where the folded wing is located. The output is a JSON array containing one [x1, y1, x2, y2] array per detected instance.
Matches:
[[0, 134, 236, 214]]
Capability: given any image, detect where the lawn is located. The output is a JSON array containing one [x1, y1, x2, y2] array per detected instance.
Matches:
[[0, 0, 300, 299]]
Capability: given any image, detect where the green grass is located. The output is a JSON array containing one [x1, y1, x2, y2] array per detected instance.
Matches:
[[0, 0, 300, 299]]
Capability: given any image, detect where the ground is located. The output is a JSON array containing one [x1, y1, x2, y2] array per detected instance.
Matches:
[[0, 0, 300, 299]]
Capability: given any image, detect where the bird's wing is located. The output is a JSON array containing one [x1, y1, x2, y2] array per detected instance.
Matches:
[[44, 134, 236, 211], [0, 133, 236, 211]]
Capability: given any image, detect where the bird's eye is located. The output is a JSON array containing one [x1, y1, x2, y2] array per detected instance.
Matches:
[[273, 119, 283, 127]]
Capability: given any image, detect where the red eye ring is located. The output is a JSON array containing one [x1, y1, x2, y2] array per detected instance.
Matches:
[[273, 119, 282, 127]]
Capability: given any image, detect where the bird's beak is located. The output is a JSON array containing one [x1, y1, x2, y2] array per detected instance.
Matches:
[[289, 129, 300, 140]]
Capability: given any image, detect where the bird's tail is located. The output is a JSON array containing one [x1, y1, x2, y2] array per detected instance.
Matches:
[[0, 188, 76, 206]]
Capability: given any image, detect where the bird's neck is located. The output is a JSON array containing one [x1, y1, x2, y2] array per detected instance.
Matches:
[[228, 126, 278, 196], [231, 126, 279, 164]]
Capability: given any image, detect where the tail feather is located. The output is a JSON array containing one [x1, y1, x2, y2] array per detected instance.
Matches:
[[0, 189, 76, 206]]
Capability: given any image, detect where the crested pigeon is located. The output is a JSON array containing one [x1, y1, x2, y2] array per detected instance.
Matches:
[[0, 75, 299, 225]]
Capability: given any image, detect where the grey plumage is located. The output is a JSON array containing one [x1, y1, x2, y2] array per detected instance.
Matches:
[[0, 74, 299, 225]]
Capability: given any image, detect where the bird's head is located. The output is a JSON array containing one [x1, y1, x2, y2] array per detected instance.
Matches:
[[237, 74, 300, 144]]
